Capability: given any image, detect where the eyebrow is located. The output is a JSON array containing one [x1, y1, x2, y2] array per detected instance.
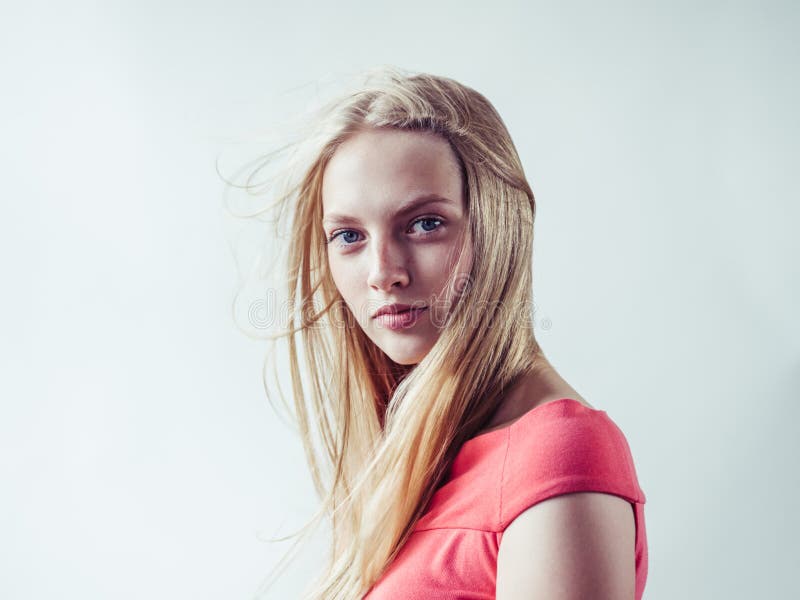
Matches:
[[321, 193, 457, 227]]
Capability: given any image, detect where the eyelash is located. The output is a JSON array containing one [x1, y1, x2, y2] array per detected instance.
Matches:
[[326, 216, 445, 247]]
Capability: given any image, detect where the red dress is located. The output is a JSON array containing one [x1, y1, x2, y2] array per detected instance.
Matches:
[[363, 398, 648, 599]]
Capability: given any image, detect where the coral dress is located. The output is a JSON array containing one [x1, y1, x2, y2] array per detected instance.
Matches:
[[363, 398, 648, 599]]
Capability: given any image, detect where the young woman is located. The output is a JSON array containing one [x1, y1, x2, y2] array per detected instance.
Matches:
[[243, 66, 648, 599]]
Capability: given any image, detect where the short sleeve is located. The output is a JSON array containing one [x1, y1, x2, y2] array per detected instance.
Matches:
[[498, 400, 646, 530]]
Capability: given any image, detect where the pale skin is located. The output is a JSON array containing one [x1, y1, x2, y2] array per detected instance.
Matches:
[[321, 126, 636, 599], [322, 126, 472, 366], [496, 491, 636, 600]]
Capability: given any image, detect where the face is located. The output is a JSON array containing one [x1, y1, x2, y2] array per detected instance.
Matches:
[[321, 127, 472, 366]]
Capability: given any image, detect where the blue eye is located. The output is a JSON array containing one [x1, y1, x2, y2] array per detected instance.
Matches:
[[410, 217, 443, 234], [326, 216, 444, 248], [327, 230, 362, 246], [340, 231, 360, 244]]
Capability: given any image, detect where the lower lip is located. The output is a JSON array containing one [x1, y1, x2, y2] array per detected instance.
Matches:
[[375, 307, 428, 331]]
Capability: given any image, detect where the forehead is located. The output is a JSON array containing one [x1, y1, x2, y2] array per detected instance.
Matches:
[[321, 128, 463, 217]]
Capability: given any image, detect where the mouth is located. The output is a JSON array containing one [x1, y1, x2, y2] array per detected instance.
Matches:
[[373, 306, 428, 330]]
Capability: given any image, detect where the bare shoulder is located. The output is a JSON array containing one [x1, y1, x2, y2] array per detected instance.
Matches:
[[496, 492, 635, 600], [476, 362, 594, 436]]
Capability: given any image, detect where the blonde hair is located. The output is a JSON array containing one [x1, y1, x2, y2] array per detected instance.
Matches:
[[225, 65, 545, 599]]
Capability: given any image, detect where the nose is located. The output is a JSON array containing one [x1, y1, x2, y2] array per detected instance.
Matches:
[[366, 236, 410, 291]]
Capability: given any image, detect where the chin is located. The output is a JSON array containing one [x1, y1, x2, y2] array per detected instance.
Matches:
[[364, 327, 435, 366], [390, 355, 422, 366], [382, 344, 430, 366]]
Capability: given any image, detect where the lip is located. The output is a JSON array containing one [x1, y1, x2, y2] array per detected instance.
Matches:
[[373, 306, 428, 331], [373, 303, 421, 318]]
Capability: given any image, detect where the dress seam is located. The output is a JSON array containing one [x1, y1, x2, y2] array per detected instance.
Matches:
[[413, 525, 503, 533], [497, 425, 511, 530]]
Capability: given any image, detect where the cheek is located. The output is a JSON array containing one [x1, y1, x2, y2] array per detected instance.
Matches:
[[439, 238, 472, 284], [328, 257, 361, 309], [454, 245, 473, 298], [328, 257, 348, 294], [456, 242, 473, 282]]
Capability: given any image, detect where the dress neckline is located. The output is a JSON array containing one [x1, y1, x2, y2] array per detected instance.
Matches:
[[460, 397, 604, 449]]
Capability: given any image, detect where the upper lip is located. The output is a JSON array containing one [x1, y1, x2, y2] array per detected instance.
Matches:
[[373, 303, 427, 318]]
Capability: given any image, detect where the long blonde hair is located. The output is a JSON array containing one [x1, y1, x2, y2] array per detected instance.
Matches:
[[226, 65, 545, 599]]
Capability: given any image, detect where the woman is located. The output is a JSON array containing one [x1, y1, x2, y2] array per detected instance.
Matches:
[[241, 66, 648, 599]]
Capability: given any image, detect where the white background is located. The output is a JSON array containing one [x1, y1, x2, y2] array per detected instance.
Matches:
[[2, 1, 798, 598]]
